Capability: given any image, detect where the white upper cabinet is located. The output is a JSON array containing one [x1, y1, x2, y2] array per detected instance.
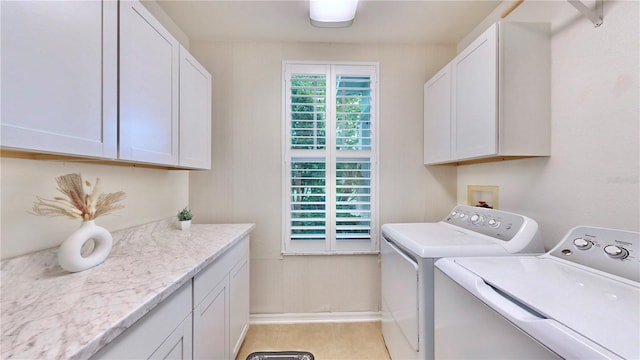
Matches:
[[423, 65, 452, 164], [0, 1, 117, 158], [1, 0, 211, 169], [451, 25, 498, 160], [179, 46, 212, 169], [424, 22, 550, 165], [119, 0, 180, 166]]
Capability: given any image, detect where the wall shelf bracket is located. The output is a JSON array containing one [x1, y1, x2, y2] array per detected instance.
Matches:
[[567, 0, 603, 27]]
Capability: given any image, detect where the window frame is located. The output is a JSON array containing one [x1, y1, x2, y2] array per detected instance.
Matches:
[[282, 61, 379, 255]]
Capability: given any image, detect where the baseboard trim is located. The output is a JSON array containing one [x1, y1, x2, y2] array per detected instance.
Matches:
[[250, 311, 381, 324]]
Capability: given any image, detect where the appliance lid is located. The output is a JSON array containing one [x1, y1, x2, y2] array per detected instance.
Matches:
[[382, 223, 507, 258], [381, 205, 543, 258], [452, 256, 640, 360]]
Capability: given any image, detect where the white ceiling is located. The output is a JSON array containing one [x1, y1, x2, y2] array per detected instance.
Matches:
[[156, 0, 502, 45]]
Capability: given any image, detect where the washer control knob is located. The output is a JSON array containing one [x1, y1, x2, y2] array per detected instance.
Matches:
[[458, 213, 467, 219], [603, 245, 629, 259], [573, 238, 593, 250], [487, 219, 500, 228], [470, 214, 482, 224], [451, 211, 458, 217]]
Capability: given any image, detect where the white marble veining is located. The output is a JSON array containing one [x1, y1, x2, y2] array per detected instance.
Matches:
[[1, 220, 255, 360]]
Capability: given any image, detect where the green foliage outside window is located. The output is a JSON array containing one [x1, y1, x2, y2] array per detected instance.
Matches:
[[288, 71, 374, 243], [291, 75, 326, 150]]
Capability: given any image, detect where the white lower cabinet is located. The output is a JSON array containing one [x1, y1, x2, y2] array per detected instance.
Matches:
[[92, 236, 250, 360], [193, 275, 229, 359], [229, 255, 250, 357], [93, 282, 193, 359], [149, 313, 193, 360], [194, 236, 250, 360]]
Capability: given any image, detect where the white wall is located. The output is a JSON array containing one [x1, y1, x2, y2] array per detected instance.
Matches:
[[0, 158, 189, 259], [456, 0, 639, 249], [188, 42, 457, 315]]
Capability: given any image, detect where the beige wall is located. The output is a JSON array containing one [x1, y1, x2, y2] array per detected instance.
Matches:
[[188, 42, 457, 315], [0, 158, 189, 259], [456, 0, 639, 249]]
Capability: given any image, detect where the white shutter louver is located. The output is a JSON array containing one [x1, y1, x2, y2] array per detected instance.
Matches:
[[290, 158, 326, 241], [336, 158, 371, 241], [284, 63, 377, 253], [336, 76, 372, 151], [290, 75, 326, 150]]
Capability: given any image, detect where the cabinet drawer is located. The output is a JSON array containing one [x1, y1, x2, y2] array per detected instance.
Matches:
[[93, 281, 192, 359], [194, 236, 249, 307]]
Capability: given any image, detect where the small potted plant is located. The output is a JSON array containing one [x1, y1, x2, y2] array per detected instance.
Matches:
[[177, 206, 193, 230]]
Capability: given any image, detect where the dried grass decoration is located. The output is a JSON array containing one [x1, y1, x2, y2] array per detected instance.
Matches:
[[32, 173, 126, 221], [32, 173, 126, 272]]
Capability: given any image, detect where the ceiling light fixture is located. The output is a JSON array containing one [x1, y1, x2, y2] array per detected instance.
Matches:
[[310, 0, 358, 28]]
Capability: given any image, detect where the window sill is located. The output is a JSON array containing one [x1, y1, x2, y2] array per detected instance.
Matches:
[[281, 251, 380, 256]]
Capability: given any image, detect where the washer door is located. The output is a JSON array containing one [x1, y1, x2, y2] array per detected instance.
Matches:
[[381, 236, 419, 352], [434, 265, 561, 359]]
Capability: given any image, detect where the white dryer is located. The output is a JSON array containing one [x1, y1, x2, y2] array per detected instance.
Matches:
[[381, 205, 544, 360], [434, 226, 639, 359]]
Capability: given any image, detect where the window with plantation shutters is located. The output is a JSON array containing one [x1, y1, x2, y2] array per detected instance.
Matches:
[[283, 62, 378, 254]]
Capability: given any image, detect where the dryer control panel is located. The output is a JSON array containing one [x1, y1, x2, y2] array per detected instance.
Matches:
[[444, 205, 526, 242], [549, 226, 640, 283]]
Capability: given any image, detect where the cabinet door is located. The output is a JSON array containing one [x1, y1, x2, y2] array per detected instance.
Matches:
[[179, 46, 212, 169], [229, 256, 250, 358], [193, 277, 229, 360], [92, 282, 192, 360], [149, 313, 193, 360], [451, 23, 498, 160], [423, 65, 452, 165], [0, 1, 117, 158], [119, 0, 179, 166]]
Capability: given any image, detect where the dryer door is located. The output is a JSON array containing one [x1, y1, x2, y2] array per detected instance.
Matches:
[[381, 236, 419, 352]]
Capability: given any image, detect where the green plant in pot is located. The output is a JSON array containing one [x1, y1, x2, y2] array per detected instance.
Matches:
[[177, 206, 193, 230]]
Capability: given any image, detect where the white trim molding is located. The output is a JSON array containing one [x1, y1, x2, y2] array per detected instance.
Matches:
[[250, 311, 381, 325]]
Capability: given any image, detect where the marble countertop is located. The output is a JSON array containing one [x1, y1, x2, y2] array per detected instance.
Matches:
[[1, 220, 255, 360]]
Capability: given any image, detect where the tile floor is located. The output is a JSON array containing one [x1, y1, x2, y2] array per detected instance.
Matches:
[[235, 322, 391, 360]]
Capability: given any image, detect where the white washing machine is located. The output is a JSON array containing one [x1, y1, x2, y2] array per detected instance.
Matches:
[[434, 226, 639, 359], [381, 205, 544, 360]]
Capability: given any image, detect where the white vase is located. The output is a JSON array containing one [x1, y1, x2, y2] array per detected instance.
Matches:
[[179, 220, 191, 230], [58, 220, 113, 272]]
